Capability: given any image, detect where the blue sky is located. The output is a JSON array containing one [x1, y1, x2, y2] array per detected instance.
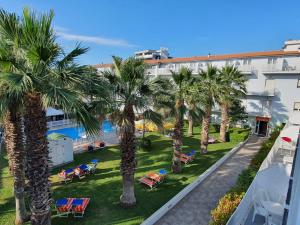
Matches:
[[1, 0, 300, 65]]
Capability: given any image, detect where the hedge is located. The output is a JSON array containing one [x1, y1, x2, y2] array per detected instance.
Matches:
[[210, 126, 283, 225]]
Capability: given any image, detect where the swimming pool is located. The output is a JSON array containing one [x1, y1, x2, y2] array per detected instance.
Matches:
[[47, 120, 115, 140]]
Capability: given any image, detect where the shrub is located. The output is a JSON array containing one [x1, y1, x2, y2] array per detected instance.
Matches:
[[210, 192, 244, 225], [140, 137, 151, 150], [213, 124, 221, 132]]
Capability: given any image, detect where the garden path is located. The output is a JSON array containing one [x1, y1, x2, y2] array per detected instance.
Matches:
[[155, 135, 265, 225]]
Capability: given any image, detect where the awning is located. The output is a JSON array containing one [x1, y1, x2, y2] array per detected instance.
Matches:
[[256, 116, 270, 122]]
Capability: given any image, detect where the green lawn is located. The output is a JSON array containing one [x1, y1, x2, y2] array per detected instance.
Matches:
[[0, 125, 249, 225]]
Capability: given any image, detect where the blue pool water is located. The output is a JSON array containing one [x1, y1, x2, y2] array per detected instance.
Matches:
[[47, 120, 115, 140]]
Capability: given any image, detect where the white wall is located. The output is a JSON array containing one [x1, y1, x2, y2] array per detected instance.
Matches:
[[48, 137, 74, 167]]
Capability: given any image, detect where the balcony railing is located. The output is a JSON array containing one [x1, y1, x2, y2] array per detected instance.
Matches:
[[47, 119, 73, 128], [262, 64, 300, 74]]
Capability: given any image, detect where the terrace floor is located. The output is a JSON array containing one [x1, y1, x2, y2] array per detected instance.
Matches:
[[155, 135, 266, 225]]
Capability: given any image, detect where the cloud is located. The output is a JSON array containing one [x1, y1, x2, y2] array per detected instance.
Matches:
[[55, 27, 137, 47]]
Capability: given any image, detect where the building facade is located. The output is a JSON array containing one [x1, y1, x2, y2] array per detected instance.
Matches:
[[95, 40, 300, 136]]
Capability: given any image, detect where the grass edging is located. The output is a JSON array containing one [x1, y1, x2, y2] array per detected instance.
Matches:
[[210, 127, 282, 225], [142, 136, 250, 225]]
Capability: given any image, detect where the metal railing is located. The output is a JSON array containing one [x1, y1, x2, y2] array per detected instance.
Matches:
[[47, 119, 73, 128]]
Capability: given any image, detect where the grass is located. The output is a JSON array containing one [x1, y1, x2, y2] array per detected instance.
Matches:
[[0, 124, 249, 225]]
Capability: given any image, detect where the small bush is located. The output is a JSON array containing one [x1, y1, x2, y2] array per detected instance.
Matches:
[[210, 192, 244, 225], [140, 137, 151, 150], [213, 124, 221, 132]]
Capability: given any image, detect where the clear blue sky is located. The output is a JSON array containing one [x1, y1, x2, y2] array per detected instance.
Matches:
[[1, 0, 300, 65]]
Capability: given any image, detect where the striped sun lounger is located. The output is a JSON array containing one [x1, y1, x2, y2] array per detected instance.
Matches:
[[58, 169, 75, 183], [55, 198, 74, 217], [139, 177, 158, 189], [72, 198, 90, 218]]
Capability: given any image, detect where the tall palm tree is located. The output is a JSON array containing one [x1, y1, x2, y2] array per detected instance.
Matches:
[[153, 67, 194, 173], [0, 8, 99, 224], [196, 65, 220, 154], [103, 56, 162, 206], [0, 11, 29, 224], [218, 65, 247, 142]]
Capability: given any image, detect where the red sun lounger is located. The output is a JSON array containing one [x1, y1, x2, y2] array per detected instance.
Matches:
[[55, 198, 74, 217], [72, 198, 90, 218], [58, 169, 75, 183], [139, 177, 157, 189]]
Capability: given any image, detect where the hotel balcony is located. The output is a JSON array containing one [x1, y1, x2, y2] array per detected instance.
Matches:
[[226, 113, 300, 225], [262, 64, 300, 75]]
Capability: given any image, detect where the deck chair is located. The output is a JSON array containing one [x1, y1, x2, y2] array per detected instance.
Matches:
[[58, 169, 74, 183], [139, 177, 158, 189], [74, 166, 86, 179], [87, 159, 99, 174], [72, 198, 90, 218], [208, 136, 216, 144], [180, 154, 192, 164], [147, 172, 164, 183], [95, 141, 106, 150], [55, 198, 74, 217]]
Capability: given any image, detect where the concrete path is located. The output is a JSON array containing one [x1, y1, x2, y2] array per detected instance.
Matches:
[[155, 135, 265, 225]]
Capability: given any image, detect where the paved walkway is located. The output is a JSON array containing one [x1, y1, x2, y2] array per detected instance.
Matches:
[[155, 135, 265, 225]]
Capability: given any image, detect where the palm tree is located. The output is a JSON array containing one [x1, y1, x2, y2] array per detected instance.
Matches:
[[153, 67, 194, 173], [103, 56, 162, 206], [0, 8, 99, 224], [196, 65, 220, 154], [0, 11, 29, 224], [218, 65, 247, 142]]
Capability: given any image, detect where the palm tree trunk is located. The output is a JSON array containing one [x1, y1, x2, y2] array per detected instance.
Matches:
[[220, 103, 229, 142], [120, 104, 136, 207], [187, 114, 193, 137], [200, 106, 211, 154], [172, 116, 183, 173], [24, 92, 51, 225], [4, 110, 28, 225]]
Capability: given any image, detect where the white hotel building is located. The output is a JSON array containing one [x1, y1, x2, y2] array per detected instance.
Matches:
[[95, 40, 300, 136]]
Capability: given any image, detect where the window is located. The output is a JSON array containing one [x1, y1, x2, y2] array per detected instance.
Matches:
[[243, 59, 251, 65], [294, 102, 300, 111], [268, 58, 277, 64], [297, 79, 300, 88]]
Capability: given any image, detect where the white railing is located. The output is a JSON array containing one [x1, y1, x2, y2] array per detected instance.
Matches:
[[226, 124, 299, 225], [47, 119, 73, 128], [262, 64, 300, 73]]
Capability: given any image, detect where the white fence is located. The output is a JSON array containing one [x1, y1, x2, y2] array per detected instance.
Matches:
[[47, 119, 73, 128]]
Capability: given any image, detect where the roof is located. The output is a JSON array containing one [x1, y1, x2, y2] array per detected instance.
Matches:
[[93, 50, 300, 68]]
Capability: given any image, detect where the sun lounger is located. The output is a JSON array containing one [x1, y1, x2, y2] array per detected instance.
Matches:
[[139, 177, 158, 189], [74, 166, 86, 179], [147, 172, 164, 183], [208, 136, 216, 144], [55, 198, 74, 217], [58, 169, 74, 183], [95, 141, 106, 150], [180, 153, 193, 164], [72, 198, 90, 218], [86, 159, 99, 174]]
